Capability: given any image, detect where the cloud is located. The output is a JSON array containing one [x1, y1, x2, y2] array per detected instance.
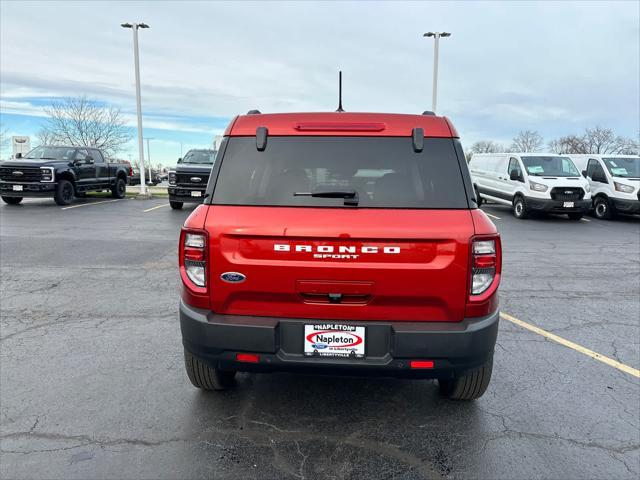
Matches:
[[1, 0, 638, 153]]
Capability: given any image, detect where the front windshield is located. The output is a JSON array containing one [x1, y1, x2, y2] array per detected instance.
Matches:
[[24, 146, 76, 161], [522, 156, 580, 177], [183, 150, 216, 165], [602, 157, 640, 178]]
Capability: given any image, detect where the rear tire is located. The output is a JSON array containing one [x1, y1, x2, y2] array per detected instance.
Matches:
[[438, 356, 493, 401], [593, 196, 613, 220], [111, 178, 126, 199], [54, 180, 74, 206], [184, 349, 236, 391], [567, 212, 583, 220], [170, 200, 183, 210], [513, 195, 529, 219], [2, 196, 23, 205]]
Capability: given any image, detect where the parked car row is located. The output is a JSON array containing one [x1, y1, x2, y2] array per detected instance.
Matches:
[[469, 153, 639, 220], [0, 146, 132, 205]]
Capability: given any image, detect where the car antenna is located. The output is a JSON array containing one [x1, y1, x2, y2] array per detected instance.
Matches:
[[336, 71, 344, 112]]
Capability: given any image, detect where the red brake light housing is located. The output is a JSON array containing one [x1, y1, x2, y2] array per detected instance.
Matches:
[[466, 234, 501, 318]]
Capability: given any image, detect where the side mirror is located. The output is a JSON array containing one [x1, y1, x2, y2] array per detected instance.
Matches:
[[15, 152, 22, 159], [581, 170, 587, 178], [177, 158, 182, 164], [592, 171, 607, 183], [509, 169, 521, 181], [86, 157, 94, 164]]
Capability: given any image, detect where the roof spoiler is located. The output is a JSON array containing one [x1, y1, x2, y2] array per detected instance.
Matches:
[[422, 111, 435, 116], [247, 109, 261, 115]]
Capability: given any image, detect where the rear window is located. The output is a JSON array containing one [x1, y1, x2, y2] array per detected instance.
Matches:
[[212, 137, 468, 208]]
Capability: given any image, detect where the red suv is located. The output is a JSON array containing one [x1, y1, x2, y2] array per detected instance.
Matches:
[[179, 111, 501, 400]]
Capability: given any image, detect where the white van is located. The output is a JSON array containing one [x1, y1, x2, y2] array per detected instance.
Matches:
[[469, 153, 592, 220], [566, 155, 639, 219]]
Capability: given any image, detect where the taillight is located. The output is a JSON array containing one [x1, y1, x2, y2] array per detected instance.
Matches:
[[181, 230, 207, 289], [466, 235, 501, 317], [471, 240, 497, 295], [129, 165, 134, 177]]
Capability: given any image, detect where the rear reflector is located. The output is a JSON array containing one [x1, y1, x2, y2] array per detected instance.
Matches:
[[410, 360, 434, 369], [294, 122, 386, 132], [236, 353, 260, 363]]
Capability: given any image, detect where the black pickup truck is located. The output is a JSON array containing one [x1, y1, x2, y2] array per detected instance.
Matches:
[[0, 146, 132, 206], [168, 149, 216, 209]]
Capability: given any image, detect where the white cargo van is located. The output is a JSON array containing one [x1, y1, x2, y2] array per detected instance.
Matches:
[[566, 155, 639, 219], [469, 153, 591, 219]]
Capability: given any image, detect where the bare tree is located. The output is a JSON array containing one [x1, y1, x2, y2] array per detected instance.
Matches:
[[547, 135, 587, 154], [470, 140, 507, 154], [511, 130, 543, 152], [548, 127, 639, 155], [36, 96, 132, 156], [582, 126, 619, 154], [614, 136, 639, 155]]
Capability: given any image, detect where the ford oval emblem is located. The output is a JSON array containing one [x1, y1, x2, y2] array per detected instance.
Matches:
[[190, 177, 202, 183], [12, 171, 23, 176], [220, 272, 246, 283]]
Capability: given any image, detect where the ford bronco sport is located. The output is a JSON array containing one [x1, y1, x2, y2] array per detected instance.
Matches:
[[179, 111, 501, 400]]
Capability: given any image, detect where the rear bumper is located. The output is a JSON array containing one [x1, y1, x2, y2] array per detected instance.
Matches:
[[0, 182, 56, 197], [180, 301, 499, 379], [168, 187, 206, 203], [526, 197, 590, 214], [612, 198, 640, 215]]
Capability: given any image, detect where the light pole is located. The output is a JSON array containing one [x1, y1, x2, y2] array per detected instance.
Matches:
[[423, 31, 451, 113], [121, 21, 150, 196], [146, 137, 154, 183]]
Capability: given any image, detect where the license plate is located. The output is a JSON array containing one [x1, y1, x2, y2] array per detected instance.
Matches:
[[191, 191, 202, 197], [563, 201, 574, 208], [12, 185, 23, 191], [304, 324, 365, 358]]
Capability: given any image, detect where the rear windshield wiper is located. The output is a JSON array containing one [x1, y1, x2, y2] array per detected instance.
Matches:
[[294, 190, 359, 206]]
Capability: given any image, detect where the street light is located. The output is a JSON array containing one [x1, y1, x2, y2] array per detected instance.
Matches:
[[423, 31, 451, 113], [121, 21, 150, 196], [146, 137, 154, 183]]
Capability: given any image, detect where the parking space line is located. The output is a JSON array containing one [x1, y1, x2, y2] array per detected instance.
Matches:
[[580, 218, 591, 222], [61, 199, 122, 210], [484, 212, 501, 220], [143, 203, 170, 212], [500, 312, 640, 378]]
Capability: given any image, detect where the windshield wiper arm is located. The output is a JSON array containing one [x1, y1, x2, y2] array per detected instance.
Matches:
[[294, 190, 359, 206]]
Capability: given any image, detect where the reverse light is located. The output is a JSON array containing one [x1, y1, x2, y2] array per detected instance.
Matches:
[[185, 233, 205, 248], [614, 182, 634, 194], [40, 167, 54, 183], [169, 171, 177, 185], [529, 180, 548, 192]]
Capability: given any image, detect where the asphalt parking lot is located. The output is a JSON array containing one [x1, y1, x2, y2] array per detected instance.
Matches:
[[1, 197, 638, 479]]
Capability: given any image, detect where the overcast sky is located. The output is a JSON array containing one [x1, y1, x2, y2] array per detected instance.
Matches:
[[1, 0, 638, 164]]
